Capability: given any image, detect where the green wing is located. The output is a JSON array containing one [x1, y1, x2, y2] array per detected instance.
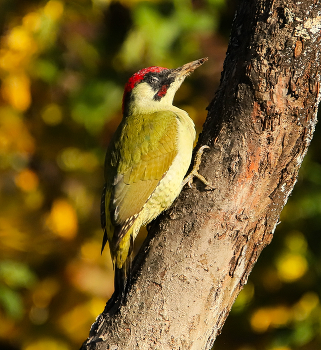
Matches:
[[105, 110, 178, 242]]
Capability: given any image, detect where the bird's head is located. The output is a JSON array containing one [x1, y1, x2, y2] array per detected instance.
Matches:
[[122, 57, 208, 115]]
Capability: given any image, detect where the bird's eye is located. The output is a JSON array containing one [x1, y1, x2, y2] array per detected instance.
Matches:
[[151, 76, 159, 84]]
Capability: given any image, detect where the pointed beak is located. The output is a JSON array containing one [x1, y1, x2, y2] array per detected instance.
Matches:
[[170, 57, 208, 79]]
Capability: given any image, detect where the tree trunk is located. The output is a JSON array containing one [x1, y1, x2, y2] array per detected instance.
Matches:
[[81, 0, 321, 349]]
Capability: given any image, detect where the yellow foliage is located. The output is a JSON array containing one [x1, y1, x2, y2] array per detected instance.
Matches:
[[81, 240, 102, 263], [251, 296, 318, 335], [32, 278, 60, 308], [0, 108, 35, 157], [276, 254, 308, 283], [250, 305, 291, 333], [41, 103, 63, 125], [2, 73, 31, 111], [251, 308, 271, 333], [15, 169, 39, 192], [45, 199, 78, 239], [66, 259, 113, 297], [284, 231, 307, 253], [57, 147, 99, 172], [29, 306, 49, 325], [293, 292, 319, 321], [269, 306, 291, 327], [0, 217, 28, 252], [7, 26, 37, 53], [0, 49, 25, 72], [0, 311, 16, 338], [89, 298, 106, 317], [92, 0, 112, 6], [0, 1, 65, 117], [23, 338, 70, 350], [233, 282, 254, 311], [69, 184, 95, 218], [298, 292, 319, 312], [22, 12, 42, 32], [24, 190, 44, 210], [44, 1, 64, 21], [58, 299, 104, 342]]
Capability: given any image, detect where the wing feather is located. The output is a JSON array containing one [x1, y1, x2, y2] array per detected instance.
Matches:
[[107, 111, 179, 232]]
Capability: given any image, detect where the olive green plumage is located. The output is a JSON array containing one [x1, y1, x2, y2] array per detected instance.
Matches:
[[100, 58, 208, 301], [103, 110, 180, 266], [109, 111, 178, 219]]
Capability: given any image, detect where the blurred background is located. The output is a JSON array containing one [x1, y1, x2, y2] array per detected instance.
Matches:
[[0, 1, 320, 350]]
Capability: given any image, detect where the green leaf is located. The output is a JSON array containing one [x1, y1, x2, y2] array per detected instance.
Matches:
[[0, 260, 37, 289]]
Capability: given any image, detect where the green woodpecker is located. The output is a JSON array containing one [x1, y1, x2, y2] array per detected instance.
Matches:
[[101, 58, 211, 300]]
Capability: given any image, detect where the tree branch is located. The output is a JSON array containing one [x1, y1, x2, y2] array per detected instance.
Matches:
[[81, 0, 321, 349]]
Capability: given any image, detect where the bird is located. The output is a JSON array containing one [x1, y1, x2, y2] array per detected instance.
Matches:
[[101, 57, 212, 304]]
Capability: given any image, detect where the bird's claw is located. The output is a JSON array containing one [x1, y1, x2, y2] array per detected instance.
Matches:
[[183, 145, 215, 190]]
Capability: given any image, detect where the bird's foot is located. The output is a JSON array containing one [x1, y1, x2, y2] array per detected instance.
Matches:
[[183, 145, 215, 190]]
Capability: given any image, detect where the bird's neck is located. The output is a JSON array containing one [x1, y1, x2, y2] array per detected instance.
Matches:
[[125, 103, 190, 119]]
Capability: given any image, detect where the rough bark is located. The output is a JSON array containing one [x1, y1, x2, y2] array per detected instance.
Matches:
[[81, 0, 321, 349]]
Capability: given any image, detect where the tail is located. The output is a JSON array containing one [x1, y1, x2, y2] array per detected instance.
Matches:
[[105, 235, 134, 312], [114, 258, 131, 301]]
